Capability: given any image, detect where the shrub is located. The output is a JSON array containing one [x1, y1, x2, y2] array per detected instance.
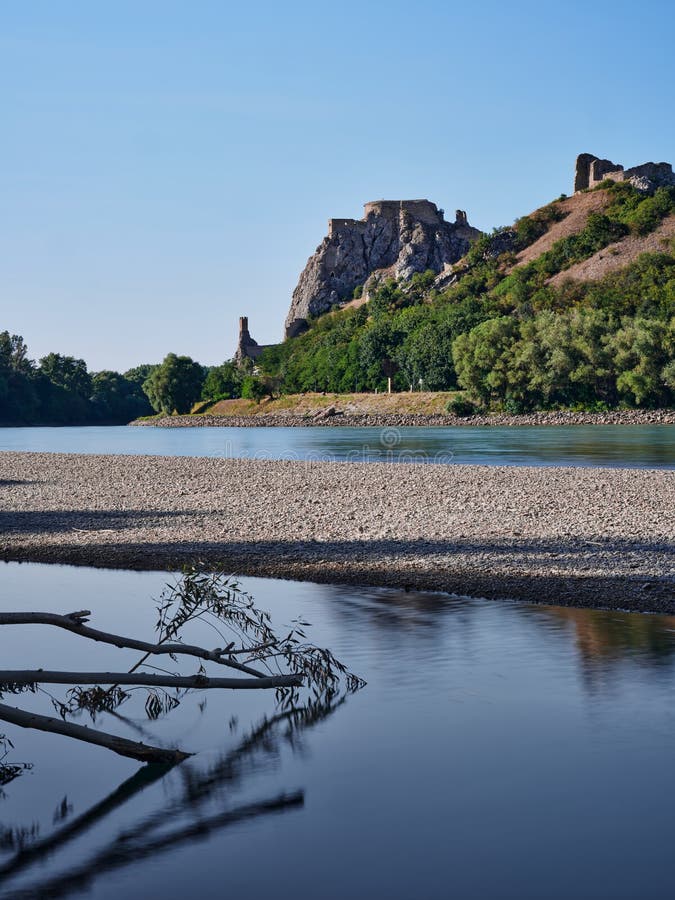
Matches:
[[240, 376, 268, 403], [446, 396, 476, 417]]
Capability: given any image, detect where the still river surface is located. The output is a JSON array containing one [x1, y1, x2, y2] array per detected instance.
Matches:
[[1, 428, 674, 895], [2, 562, 675, 899], [0, 423, 674, 467]]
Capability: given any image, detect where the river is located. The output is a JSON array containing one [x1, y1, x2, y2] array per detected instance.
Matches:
[[1, 423, 674, 467], [2, 562, 675, 899]]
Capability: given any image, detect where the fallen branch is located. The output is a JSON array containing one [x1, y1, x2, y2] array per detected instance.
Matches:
[[0, 703, 190, 764], [0, 671, 302, 690], [0, 611, 267, 678]]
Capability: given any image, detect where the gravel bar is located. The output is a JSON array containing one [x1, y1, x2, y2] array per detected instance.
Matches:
[[1, 451, 673, 613]]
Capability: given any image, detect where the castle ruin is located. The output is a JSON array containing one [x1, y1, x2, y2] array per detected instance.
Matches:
[[574, 153, 675, 193], [234, 316, 271, 364], [285, 199, 481, 337]]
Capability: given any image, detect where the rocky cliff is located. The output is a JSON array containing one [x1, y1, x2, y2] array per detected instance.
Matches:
[[284, 200, 481, 337]]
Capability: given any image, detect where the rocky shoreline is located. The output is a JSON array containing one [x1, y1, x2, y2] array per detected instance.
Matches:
[[1, 452, 673, 614], [134, 408, 675, 428]]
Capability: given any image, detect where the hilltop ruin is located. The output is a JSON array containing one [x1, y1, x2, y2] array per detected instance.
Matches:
[[574, 153, 675, 193], [284, 199, 481, 338]]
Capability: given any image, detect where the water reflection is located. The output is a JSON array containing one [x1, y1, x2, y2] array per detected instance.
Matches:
[[0, 697, 345, 899], [4, 564, 675, 900], [318, 582, 675, 692], [530, 605, 675, 693]]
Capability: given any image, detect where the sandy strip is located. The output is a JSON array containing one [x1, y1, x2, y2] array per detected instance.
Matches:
[[0, 452, 673, 612]]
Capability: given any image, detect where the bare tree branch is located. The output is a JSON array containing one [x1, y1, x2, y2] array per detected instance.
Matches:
[[0, 611, 267, 678], [0, 671, 302, 690], [0, 703, 190, 764]]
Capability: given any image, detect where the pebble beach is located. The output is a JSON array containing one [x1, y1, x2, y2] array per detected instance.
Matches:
[[1, 451, 673, 613]]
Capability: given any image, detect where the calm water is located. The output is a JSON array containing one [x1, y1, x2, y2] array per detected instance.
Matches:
[[1, 423, 674, 467], [2, 563, 675, 898]]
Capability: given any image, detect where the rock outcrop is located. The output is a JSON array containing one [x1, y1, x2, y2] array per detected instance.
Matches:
[[285, 200, 481, 338], [574, 153, 675, 193]]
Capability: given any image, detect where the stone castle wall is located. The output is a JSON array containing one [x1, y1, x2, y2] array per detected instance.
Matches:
[[363, 199, 442, 226], [575, 153, 675, 192], [235, 316, 270, 363], [328, 218, 361, 237]]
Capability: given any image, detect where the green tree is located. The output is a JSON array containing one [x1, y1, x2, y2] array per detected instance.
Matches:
[[0, 332, 39, 423], [0, 332, 32, 375], [143, 354, 206, 414], [609, 317, 673, 406], [201, 362, 242, 401], [452, 317, 519, 405], [38, 353, 92, 398], [240, 375, 268, 403], [90, 371, 154, 422], [124, 363, 159, 387]]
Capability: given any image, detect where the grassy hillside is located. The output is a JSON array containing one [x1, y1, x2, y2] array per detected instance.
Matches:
[[251, 181, 675, 412]]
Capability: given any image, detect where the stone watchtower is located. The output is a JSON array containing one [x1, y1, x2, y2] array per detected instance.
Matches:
[[234, 316, 269, 364]]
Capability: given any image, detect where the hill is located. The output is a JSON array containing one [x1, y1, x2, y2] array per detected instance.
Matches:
[[236, 154, 675, 413]]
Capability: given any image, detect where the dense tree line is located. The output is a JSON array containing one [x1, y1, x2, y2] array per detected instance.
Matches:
[[0, 333, 156, 425], [0, 336, 253, 424]]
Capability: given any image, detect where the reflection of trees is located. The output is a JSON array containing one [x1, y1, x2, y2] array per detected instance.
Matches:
[[535, 605, 675, 683], [0, 695, 344, 899], [323, 584, 475, 636]]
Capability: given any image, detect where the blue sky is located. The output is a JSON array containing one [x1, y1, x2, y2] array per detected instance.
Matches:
[[2, 0, 674, 370]]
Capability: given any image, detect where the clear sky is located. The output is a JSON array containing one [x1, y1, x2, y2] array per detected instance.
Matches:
[[2, 0, 674, 371]]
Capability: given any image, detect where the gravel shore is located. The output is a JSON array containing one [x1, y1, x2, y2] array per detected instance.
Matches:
[[136, 408, 675, 428], [1, 451, 673, 613]]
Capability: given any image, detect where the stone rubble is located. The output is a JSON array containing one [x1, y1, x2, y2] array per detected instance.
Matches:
[[136, 408, 675, 428]]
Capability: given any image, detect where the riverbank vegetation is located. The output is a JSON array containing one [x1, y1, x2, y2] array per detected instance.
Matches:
[[0, 333, 155, 425]]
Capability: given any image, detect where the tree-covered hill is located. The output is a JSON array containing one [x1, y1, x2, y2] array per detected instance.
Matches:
[[253, 181, 675, 412]]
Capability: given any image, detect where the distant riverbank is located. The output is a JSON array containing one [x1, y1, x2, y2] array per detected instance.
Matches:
[[135, 406, 675, 428], [1, 451, 672, 613]]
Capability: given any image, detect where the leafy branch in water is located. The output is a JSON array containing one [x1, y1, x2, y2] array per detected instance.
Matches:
[[0, 734, 33, 791], [52, 686, 131, 723], [156, 567, 366, 710], [0, 565, 365, 772]]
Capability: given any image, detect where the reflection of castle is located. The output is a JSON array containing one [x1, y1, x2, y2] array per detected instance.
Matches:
[[234, 316, 271, 364]]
